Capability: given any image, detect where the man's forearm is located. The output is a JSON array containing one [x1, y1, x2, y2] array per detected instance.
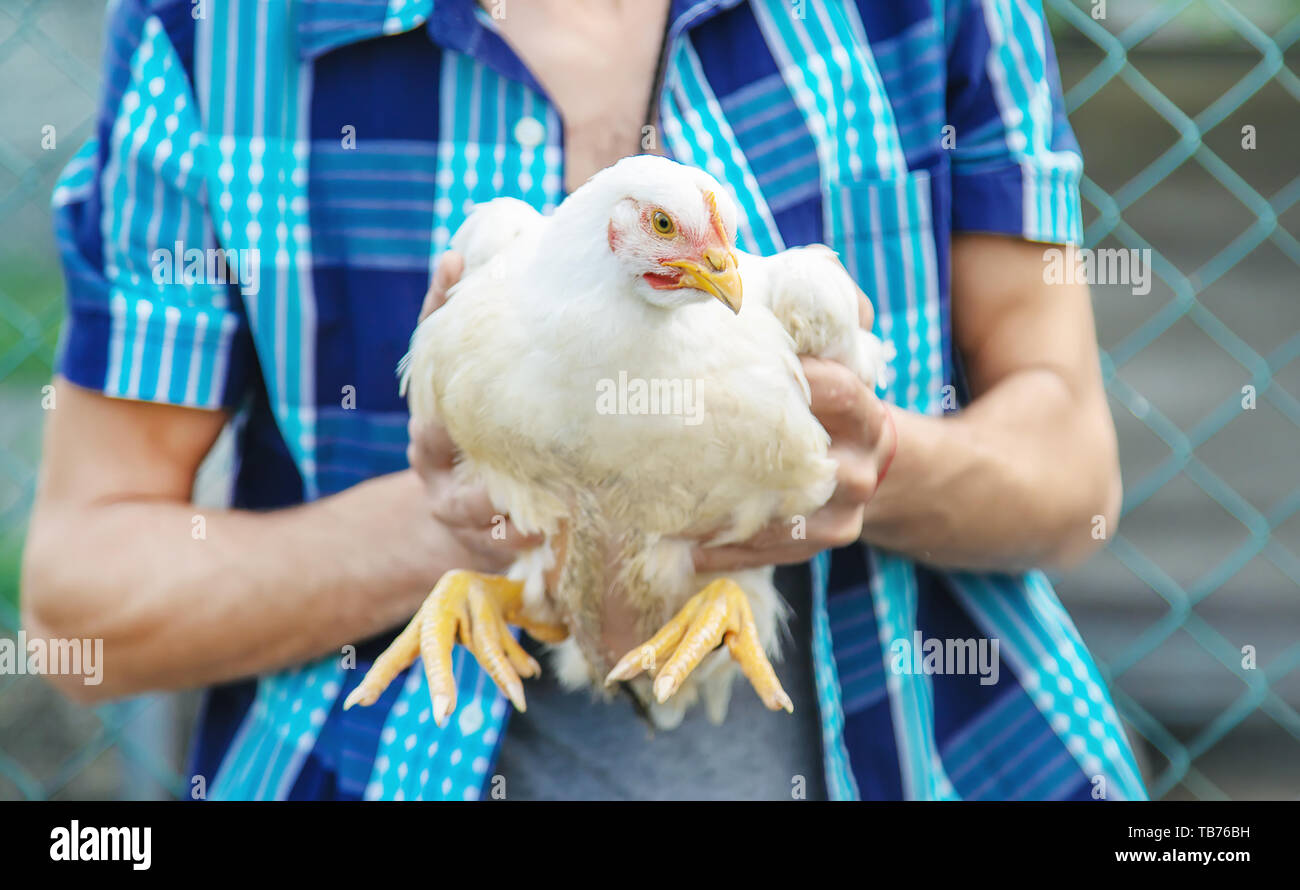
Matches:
[[22, 470, 472, 702], [862, 370, 1121, 572]]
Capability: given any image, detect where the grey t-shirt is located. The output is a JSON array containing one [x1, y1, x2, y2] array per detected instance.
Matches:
[[493, 563, 827, 800]]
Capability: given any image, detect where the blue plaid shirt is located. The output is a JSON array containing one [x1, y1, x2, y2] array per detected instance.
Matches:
[[54, 0, 1146, 800]]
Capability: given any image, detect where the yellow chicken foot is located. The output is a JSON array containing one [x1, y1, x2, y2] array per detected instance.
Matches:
[[342, 569, 568, 726], [604, 577, 794, 713]]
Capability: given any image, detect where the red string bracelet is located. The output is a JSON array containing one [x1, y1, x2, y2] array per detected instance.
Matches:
[[877, 403, 898, 489]]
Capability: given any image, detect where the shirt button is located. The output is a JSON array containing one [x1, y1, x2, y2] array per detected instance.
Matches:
[[514, 116, 545, 148]]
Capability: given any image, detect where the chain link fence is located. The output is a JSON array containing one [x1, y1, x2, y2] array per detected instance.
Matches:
[[0, 0, 1296, 800]]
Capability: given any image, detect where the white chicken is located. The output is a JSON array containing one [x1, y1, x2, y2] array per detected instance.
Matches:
[[345, 154, 886, 729]]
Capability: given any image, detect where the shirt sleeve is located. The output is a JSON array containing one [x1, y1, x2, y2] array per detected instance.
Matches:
[[52, 7, 253, 410], [944, 0, 1084, 245]]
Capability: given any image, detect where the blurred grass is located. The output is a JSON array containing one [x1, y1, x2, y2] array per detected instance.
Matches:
[[1, 540, 25, 613], [0, 257, 62, 387], [0, 255, 61, 616]]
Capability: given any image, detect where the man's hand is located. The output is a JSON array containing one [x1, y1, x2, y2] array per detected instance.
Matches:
[[692, 355, 895, 573], [408, 251, 542, 572], [692, 283, 894, 573]]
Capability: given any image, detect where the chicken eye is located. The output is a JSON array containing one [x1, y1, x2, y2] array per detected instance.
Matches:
[[650, 210, 676, 237]]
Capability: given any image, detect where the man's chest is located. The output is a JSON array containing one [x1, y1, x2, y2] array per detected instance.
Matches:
[[280, 3, 948, 281], [483, 0, 672, 190]]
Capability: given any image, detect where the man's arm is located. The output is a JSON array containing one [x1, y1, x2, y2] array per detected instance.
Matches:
[[20, 379, 478, 704], [860, 234, 1120, 570]]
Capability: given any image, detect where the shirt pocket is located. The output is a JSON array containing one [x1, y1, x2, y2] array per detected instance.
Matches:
[[821, 169, 945, 415]]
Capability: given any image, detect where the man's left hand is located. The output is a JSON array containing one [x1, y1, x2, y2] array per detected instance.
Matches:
[[692, 355, 895, 573]]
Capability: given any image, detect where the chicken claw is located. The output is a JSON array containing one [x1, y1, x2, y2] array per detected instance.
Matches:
[[604, 578, 793, 713], [343, 569, 567, 726]]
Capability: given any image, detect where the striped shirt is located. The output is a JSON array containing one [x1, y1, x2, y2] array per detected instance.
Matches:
[[53, 0, 1147, 800]]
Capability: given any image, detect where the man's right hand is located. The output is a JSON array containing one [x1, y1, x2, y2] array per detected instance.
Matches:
[[407, 251, 542, 574]]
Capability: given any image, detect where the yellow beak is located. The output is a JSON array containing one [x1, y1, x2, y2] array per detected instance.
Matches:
[[661, 246, 743, 314]]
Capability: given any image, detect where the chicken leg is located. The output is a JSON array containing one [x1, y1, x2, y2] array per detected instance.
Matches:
[[343, 569, 567, 726], [604, 577, 794, 713]]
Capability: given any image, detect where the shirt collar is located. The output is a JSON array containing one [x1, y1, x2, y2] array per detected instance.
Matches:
[[296, 0, 741, 67], [295, 0, 430, 60]]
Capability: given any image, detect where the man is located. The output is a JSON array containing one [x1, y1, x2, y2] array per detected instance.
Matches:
[[24, 0, 1146, 800]]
